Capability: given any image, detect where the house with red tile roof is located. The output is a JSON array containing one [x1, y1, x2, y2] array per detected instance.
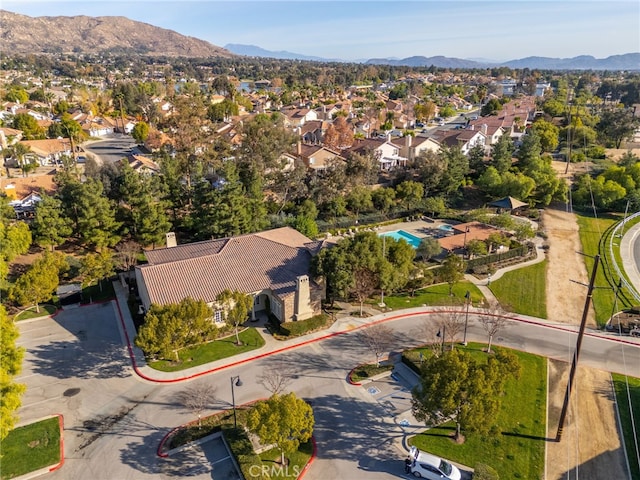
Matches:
[[134, 227, 325, 323]]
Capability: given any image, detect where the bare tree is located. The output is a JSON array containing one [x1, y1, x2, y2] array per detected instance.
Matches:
[[440, 304, 465, 350], [115, 240, 141, 272], [478, 303, 508, 353], [257, 361, 296, 396], [356, 324, 396, 367], [350, 267, 378, 317], [176, 383, 217, 426]]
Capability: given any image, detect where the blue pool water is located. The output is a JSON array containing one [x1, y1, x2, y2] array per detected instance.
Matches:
[[379, 230, 422, 248], [438, 224, 454, 232]]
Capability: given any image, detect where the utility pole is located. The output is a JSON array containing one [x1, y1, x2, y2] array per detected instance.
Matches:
[[555, 254, 600, 442]]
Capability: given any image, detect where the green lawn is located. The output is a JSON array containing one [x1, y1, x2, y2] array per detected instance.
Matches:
[[490, 260, 547, 318], [576, 213, 632, 326], [409, 344, 546, 479], [0, 416, 61, 480], [14, 303, 58, 321], [259, 441, 313, 480], [612, 373, 640, 480], [148, 328, 265, 372], [383, 281, 484, 309]]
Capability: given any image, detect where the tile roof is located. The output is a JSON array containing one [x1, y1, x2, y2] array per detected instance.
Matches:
[[138, 227, 315, 306], [438, 222, 502, 251]]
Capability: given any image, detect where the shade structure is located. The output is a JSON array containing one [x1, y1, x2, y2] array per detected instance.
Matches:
[[488, 196, 528, 210]]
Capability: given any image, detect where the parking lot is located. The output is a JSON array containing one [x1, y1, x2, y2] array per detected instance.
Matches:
[[164, 434, 241, 479]]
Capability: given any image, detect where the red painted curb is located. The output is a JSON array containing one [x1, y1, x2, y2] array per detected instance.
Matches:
[[297, 436, 317, 480], [115, 296, 639, 384], [346, 366, 362, 386], [49, 414, 64, 472]]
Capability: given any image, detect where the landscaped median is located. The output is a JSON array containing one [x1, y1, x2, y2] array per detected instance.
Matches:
[[158, 399, 314, 480], [0, 415, 64, 480], [347, 363, 393, 385]]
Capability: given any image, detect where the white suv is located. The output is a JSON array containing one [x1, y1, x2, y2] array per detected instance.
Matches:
[[407, 446, 461, 480]]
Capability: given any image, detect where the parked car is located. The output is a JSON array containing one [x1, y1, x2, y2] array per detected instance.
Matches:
[[407, 446, 461, 480]]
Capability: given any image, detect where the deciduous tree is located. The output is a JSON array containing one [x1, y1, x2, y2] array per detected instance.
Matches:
[[216, 289, 253, 345], [0, 306, 25, 440], [79, 251, 115, 291], [439, 254, 466, 295], [356, 324, 395, 367], [9, 252, 65, 313], [247, 393, 314, 465], [351, 267, 378, 316], [176, 383, 217, 426], [411, 348, 520, 442]]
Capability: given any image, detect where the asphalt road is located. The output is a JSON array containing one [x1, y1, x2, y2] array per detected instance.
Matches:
[[16, 301, 640, 480], [82, 134, 137, 165]]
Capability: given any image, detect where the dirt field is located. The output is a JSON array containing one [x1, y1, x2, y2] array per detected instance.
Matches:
[[542, 205, 627, 479]]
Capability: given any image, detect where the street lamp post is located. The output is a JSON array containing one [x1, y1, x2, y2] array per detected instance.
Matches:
[[463, 290, 471, 346], [437, 326, 446, 354], [230, 375, 242, 428]]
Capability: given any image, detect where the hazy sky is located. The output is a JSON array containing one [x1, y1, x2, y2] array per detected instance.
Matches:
[[4, 0, 639, 61]]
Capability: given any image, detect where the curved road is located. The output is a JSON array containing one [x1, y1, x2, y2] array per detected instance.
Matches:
[[82, 134, 137, 165], [17, 300, 640, 480]]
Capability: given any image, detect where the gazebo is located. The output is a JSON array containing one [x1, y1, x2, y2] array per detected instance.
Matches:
[[488, 196, 528, 214]]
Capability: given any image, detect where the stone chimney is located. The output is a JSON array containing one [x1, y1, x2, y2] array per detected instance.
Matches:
[[297, 140, 302, 156], [166, 232, 177, 248], [294, 275, 313, 321]]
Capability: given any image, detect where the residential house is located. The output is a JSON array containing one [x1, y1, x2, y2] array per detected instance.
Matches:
[[19, 138, 72, 166], [349, 138, 408, 170], [391, 135, 441, 160], [282, 108, 318, 128], [125, 154, 160, 175], [296, 143, 345, 173], [430, 127, 486, 155], [299, 120, 325, 145], [0, 127, 23, 151], [135, 227, 325, 323]]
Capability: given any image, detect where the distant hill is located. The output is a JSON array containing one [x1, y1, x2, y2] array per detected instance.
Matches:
[[225, 44, 343, 62], [366, 53, 640, 70], [1, 10, 233, 57], [501, 54, 640, 70], [365, 55, 482, 69]]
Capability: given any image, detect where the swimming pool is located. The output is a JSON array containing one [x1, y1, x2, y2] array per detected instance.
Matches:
[[379, 230, 422, 248], [438, 224, 455, 232]]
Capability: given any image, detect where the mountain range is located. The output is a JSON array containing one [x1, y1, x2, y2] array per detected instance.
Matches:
[[0, 10, 232, 58], [3, 10, 638, 70]]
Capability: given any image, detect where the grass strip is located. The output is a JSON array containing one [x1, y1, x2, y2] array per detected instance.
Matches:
[[0, 417, 61, 480], [612, 373, 640, 480]]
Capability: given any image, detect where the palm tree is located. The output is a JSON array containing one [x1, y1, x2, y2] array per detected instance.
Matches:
[[4, 142, 35, 177]]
